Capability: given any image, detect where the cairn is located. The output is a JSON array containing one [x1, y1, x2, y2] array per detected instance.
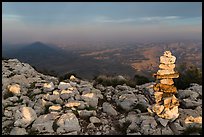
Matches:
[[150, 51, 180, 121]]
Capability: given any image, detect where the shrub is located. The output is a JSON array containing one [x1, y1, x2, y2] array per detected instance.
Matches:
[[133, 74, 150, 85], [93, 74, 150, 88], [174, 63, 202, 89]]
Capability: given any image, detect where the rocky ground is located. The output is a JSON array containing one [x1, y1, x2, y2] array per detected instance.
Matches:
[[2, 59, 202, 135]]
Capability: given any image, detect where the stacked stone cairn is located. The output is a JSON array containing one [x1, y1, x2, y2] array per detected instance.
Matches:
[[150, 51, 180, 121]]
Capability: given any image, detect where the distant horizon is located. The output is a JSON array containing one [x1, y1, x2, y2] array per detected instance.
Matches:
[[3, 2, 202, 45]]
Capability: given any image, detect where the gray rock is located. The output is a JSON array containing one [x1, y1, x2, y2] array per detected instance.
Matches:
[[14, 106, 37, 128], [7, 96, 19, 102], [177, 90, 192, 99], [55, 98, 64, 105], [2, 120, 14, 128], [45, 94, 60, 102], [90, 116, 101, 124], [95, 84, 105, 91], [116, 94, 137, 111], [58, 82, 71, 90], [81, 92, 98, 108], [190, 92, 200, 100], [140, 116, 158, 135], [43, 82, 55, 92], [31, 88, 42, 96], [127, 132, 141, 135], [87, 123, 96, 129], [62, 131, 78, 135], [157, 118, 169, 127], [10, 127, 28, 135], [182, 99, 202, 108], [4, 109, 13, 117], [161, 126, 174, 135], [33, 99, 48, 116], [60, 93, 71, 100], [188, 84, 202, 96], [102, 102, 118, 116], [2, 99, 13, 108], [135, 94, 149, 112], [78, 110, 96, 118], [57, 113, 81, 133], [32, 113, 59, 133]]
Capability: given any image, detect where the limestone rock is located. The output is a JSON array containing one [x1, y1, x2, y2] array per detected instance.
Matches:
[[181, 99, 202, 109], [70, 75, 77, 81], [160, 79, 174, 85], [184, 116, 202, 124], [157, 69, 175, 75], [153, 104, 164, 115], [157, 118, 169, 127], [90, 116, 101, 124], [58, 82, 72, 90], [159, 64, 175, 70], [14, 107, 37, 128], [177, 89, 192, 99], [161, 106, 179, 121], [155, 73, 179, 79], [154, 92, 163, 103], [57, 113, 81, 133], [65, 101, 81, 108], [49, 105, 62, 112], [43, 82, 55, 92], [7, 84, 21, 95], [78, 110, 96, 118], [32, 113, 59, 133], [10, 127, 28, 135], [102, 102, 118, 116], [153, 83, 177, 93], [160, 55, 176, 65], [81, 93, 98, 108]]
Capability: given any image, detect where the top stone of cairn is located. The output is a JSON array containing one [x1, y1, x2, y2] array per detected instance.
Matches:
[[160, 51, 176, 65]]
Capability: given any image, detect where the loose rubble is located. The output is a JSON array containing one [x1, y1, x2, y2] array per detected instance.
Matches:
[[2, 58, 202, 135]]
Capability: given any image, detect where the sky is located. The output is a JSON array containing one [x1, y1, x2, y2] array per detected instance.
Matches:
[[2, 2, 202, 44]]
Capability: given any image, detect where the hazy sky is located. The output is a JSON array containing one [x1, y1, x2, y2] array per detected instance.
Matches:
[[2, 2, 202, 44]]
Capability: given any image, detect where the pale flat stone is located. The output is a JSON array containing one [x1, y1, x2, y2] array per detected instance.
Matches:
[[159, 64, 175, 70], [153, 104, 164, 115], [157, 69, 175, 75], [161, 106, 179, 120], [82, 93, 94, 98], [156, 73, 179, 79], [154, 92, 163, 103], [160, 56, 176, 64], [65, 101, 81, 108], [49, 105, 62, 112], [153, 83, 177, 93], [185, 116, 202, 124], [7, 84, 21, 95], [160, 79, 174, 85], [164, 97, 172, 109], [61, 89, 73, 94], [53, 90, 59, 95]]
